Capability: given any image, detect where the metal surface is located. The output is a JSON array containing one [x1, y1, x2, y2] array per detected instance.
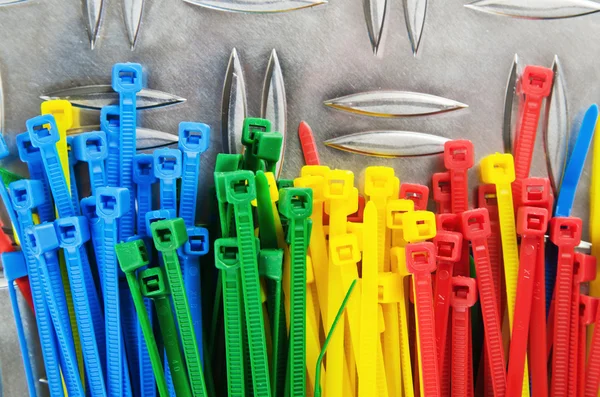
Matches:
[[0, 0, 599, 394]]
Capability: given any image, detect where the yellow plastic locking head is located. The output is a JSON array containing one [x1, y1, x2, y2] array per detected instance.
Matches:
[[301, 165, 331, 178], [386, 199, 415, 230], [41, 100, 74, 131], [329, 233, 361, 267], [294, 175, 326, 203], [402, 210, 437, 243], [363, 166, 398, 199], [480, 153, 516, 185], [324, 170, 354, 200]]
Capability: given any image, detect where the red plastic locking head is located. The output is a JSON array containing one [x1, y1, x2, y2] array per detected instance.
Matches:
[[460, 208, 491, 241], [477, 184, 498, 214], [573, 253, 597, 284], [405, 242, 437, 275], [549, 217, 583, 248], [433, 231, 463, 262], [516, 206, 548, 237], [444, 140, 474, 170], [579, 295, 599, 326], [516, 177, 553, 213], [520, 65, 554, 99], [436, 213, 460, 232], [432, 172, 451, 202], [450, 276, 478, 308], [400, 183, 430, 211]]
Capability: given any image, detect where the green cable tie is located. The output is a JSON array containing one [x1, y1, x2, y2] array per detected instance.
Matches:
[[217, 170, 272, 397], [314, 280, 358, 397], [279, 187, 313, 397], [115, 239, 170, 397], [140, 267, 192, 397], [254, 132, 283, 175], [151, 218, 208, 397], [0, 167, 24, 187], [215, 237, 247, 397]]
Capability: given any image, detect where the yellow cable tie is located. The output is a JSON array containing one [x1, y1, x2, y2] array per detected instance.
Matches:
[[480, 153, 529, 397]]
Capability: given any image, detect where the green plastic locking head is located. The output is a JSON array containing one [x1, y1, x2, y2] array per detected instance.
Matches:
[[151, 218, 188, 252], [116, 239, 150, 274], [279, 188, 313, 221], [242, 117, 272, 147], [254, 132, 283, 163], [214, 237, 241, 271], [221, 171, 257, 205], [258, 248, 284, 281], [140, 267, 170, 298]]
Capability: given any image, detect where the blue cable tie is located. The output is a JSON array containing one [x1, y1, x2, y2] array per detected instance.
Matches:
[[177, 122, 210, 227], [16, 132, 55, 222], [112, 63, 143, 241], [2, 251, 39, 397], [66, 137, 81, 216], [54, 216, 108, 397], [72, 132, 108, 196], [26, 115, 76, 218], [96, 187, 131, 397], [153, 148, 182, 212], [101, 106, 121, 188], [11, 179, 82, 396], [81, 196, 105, 290], [546, 103, 599, 314], [133, 154, 157, 238], [555, 104, 599, 217], [181, 226, 210, 364]]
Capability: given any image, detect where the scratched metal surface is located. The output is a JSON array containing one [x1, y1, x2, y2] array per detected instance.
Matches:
[[0, 0, 598, 395]]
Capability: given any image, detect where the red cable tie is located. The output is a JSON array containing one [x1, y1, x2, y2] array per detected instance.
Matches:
[[406, 242, 440, 397], [298, 121, 320, 166], [512, 66, 554, 182], [579, 295, 598, 397], [506, 206, 548, 396], [444, 140, 474, 214], [581, 296, 600, 397], [568, 254, 597, 396], [513, 178, 553, 396], [450, 276, 478, 397], [400, 183, 430, 211], [461, 208, 507, 397], [433, 230, 462, 378], [550, 216, 582, 397], [432, 172, 451, 215]]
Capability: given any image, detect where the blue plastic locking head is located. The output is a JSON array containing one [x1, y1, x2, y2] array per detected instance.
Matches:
[[100, 106, 120, 132], [183, 226, 209, 256], [26, 115, 60, 147], [72, 132, 108, 163], [112, 63, 144, 94], [26, 223, 60, 255], [16, 133, 41, 164], [1, 251, 27, 281], [9, 179, 45, 211], [133, 154, 157, 185], [55, 216, 91, 248], [153, 148, 182, 179], [96, 187, 130, 220], [179, 122, 210, 154], [145, 209, 176, 237], [80, 196, 99, 223]]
